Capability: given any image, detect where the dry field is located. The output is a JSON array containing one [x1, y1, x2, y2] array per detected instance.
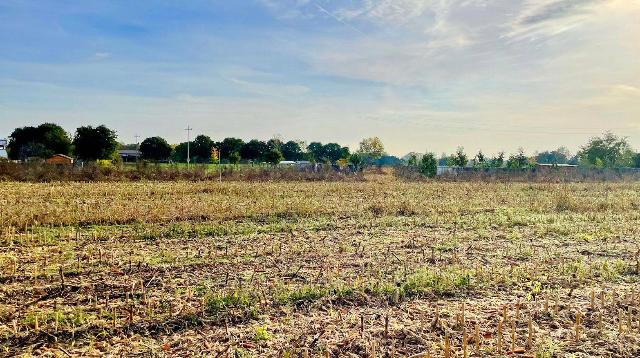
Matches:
[[1, 174, 640, 357]]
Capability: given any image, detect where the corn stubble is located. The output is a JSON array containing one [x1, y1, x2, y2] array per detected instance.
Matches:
[[0, 175, 640, 356]]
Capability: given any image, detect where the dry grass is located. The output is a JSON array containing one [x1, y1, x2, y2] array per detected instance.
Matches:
[[1, 174, 639, 357]]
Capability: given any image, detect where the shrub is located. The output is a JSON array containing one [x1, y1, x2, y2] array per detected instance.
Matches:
[[419, 153, 437, 178]]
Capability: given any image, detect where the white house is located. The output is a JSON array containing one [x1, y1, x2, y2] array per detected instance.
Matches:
[[0, 139, 7, 159]]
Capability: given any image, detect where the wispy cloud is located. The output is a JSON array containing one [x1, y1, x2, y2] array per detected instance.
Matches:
[[519, 0, 602, 25], [93, 52, 111, 60], [1, 0, 639, 154], [507, 0, 606, 40]]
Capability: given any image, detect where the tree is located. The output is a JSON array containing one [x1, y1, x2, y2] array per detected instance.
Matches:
[[451, 147, 468, 167], [324, 143, 350, 163], [229, 151, 241, 165], [349, 153, 363, 170], [7, 123, 72, 160], [535, 147, 571, 165], [507, 148, 532, 169], [139, 137, 172, 162], [241, 140, 268, 162], [263, 148, 283, 164], [191, 135, 215, 163], [474, 150, 486, 168], [267, 138, 282, 151], [280, 141, 305, 161], [307, 142, 325, 162], [172, 142, 189, 163], [489, 152, 505, 168], [407, 154, 418, 167], [634, 153, 640, 168], [218, 138, 245, 161], [357, 137, 385, 162], [73, 125, 118, 161], [577, 132, 635, 168], [420, 153, 437, 178]]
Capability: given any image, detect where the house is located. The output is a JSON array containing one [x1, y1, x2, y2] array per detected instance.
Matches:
[[437, 166, 461, 176], [118, 149, 142, 162], [0, 139, 7, 160], [278, 160, 313, 168], [535, 163, 578, 168], [278, 160, 296, 166], [46, 154, 74, 166]]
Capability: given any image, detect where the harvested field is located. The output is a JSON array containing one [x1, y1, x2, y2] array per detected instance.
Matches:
[[1, 173, 640, 357]]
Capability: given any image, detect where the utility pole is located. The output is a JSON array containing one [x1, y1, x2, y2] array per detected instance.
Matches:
[[184, 126, 192, 168], [134, 134, 140, 163]]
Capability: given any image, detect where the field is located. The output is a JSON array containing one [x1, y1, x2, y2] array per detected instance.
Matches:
[[1, 173, 640, 357]]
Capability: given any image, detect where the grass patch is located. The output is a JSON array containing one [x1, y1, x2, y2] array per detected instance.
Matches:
[[204, 290, 260, 319], [401, 266, 475, 297]]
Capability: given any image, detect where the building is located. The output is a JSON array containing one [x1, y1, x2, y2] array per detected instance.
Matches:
[[0, 139, 7, 160], [118, 149, 142, 162], [278, 160, 296, 166], [535, 163, 578, 168], [46, 154, 74, 166]]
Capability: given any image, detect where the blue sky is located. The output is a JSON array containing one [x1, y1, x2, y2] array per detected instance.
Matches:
[[1, 0, 639, 155]]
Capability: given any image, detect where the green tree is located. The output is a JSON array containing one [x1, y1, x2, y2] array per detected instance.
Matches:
[[307, 142, 325, 162], [419, 152, 437, 178], [241, 139, 268, 162], [190, 135, 215, 163], [7, 123, 72, 160], [139, 137, 172, 162], [535, 147, 571, 165], [489, 152, 505, 168], [577, 132, 635, 168], [407, 154, 418, 167], [218, 138, 245, 161], [474, 150, 486, 168], [267, 138, 282, 151], [73, 125, 118, 161], [172, 142, 188, 162], [323, 143, 350, 163], [634, 153, 640, 168], [349, 153, 363, 170], [507, 148, 532, 169], [451, 147, 468, 167], [229, 151, 241, 165], [263, 147, 283, 164], [280, 140, 304, 161]]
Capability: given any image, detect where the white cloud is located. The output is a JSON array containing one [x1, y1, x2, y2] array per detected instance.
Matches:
[[226, 77, 310, 97], [93, 52, 111, 60]]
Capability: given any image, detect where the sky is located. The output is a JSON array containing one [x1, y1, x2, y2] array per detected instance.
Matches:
[[1, 0, 639, 156]]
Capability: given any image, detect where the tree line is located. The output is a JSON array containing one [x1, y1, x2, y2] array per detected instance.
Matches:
[[409, 132, 640, 177], [5, 123, 639, 173], [5, 123, 387, 166]]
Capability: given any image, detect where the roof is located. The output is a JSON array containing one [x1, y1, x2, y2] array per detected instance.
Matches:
[[50, 154, 73, 160], [118, 150, 142, 156], [536, 163, 578, 167]]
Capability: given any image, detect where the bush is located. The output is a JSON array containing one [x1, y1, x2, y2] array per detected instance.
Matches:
[[0, 162, 364, 182], [419, 153, 437, 178]]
